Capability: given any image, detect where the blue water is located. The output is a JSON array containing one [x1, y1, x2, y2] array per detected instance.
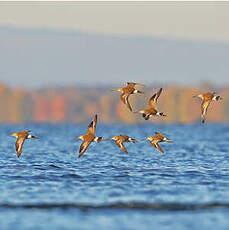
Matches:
[[0, 123, 229, 230]]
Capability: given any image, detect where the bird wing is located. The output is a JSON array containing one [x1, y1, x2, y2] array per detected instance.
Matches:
[[15, 137, 25, 158], [155, 132, 164, 139], [120, 93, 132, 111], [87, 114, 97, 135], [78, 140, 91, 158], [151, 142, 164, 154], [148, 88, 162, 109], [115, 140, 128, 154], [127, 82, 135, 87], [201, 100, 211, 123]]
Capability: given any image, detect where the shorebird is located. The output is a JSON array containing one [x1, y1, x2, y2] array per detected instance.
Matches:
[[193, 92, 222, 123], [74, 114, 102, 158], [113, 82, 144, 112], [135, 88, 166, 120], [107, 135, 136, 154], [143, 132, 173, 154], [8, 130, 39, 158]]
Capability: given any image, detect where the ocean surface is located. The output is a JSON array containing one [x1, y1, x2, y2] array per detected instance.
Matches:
[[0, 123, 229, 230]]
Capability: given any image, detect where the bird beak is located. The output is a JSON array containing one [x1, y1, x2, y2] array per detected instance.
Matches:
[[142, 138, 148, 141]]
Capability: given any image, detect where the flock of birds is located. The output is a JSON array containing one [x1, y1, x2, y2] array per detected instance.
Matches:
[[8, 82, 222, 158]]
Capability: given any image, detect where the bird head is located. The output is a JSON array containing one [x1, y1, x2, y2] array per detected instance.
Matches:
[[73, 135, 84, 141], [117, 88, 123, 93], [110, 136, 118, 141]]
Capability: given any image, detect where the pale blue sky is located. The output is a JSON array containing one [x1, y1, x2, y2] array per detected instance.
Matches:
[[0, 2, 229, 88]]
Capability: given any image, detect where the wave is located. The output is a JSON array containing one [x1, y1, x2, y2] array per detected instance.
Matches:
[[0, 202, 229, 211]]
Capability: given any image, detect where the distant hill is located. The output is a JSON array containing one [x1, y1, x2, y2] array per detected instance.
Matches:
[[0, 25, 229, 88]]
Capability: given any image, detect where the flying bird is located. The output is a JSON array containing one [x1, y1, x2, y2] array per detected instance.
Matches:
[[74, 114, 102, 158], [143, 132, 173, 154], [193, 92, 222, 123], [113, 82, 144, 112], [8, 130, 39, 158], [107, 134, 136, 154], [135, 88, 166, 120]]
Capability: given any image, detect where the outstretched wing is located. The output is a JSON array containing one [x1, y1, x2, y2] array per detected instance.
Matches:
[[155, 132, 164, 139], [15, 137, 25, 158], [193, 94, 204, 100], [120, 93, 132, 111], [78, 141, 91, 158], [201, 100, 211, 123], [127, 82, 136, 87], [115, 140, 128, 154], [151, 142, 164, 154], [148, 88, 162, 109], [87, 114, 97, 135]]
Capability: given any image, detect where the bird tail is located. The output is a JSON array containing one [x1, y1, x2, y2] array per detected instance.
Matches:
[[137, 90, 144, 94], [94, 137, 103, 143], [30, 135, 39, 139], [143, 113, 151, 120], [128, 137, 137, 143], [201, 115, 206, 123], [164, 138, 173, 143], [215, 95, 223, 101], [159, 112, 166, 117]]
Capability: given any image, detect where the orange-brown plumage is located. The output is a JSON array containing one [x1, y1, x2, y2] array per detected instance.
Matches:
[[108, 134, 136, 154], [193, 92, 222, 123], [143, 132, 172, 154], [114, 82, 144, 112], [136, 88, 166, 120], [8, 130, 39, 158], [75, 114, 102, 158]]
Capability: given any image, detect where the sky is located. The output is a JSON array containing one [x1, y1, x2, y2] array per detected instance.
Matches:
[[1, 1, 229, 43], [0, 1, 229, 88]]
